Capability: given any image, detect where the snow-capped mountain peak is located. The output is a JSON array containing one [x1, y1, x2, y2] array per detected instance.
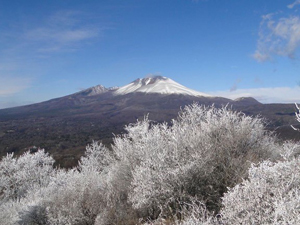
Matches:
[[77, 76, 211, 97], [114, 76, 211, 97]]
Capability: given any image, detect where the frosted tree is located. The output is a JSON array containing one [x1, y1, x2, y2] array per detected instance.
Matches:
[[111, 104, 280, 220], [0, 149, 54, 225], [0, 149, 54, 203], [41, 169, 105, 225], [220, 105, 300, 224], [78, 141, 115, 173], [1, 169, 104, 225], [0, 141, 117, 225], [18, 142, 115, 225], [221, 144, 300, 224], [291, 103, 300, 131]]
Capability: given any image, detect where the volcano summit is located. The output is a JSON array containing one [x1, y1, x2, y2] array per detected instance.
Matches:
[[113, 76, 211, 96]]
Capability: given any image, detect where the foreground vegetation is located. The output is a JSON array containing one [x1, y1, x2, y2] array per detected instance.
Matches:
[[0, 104, 299, 224]]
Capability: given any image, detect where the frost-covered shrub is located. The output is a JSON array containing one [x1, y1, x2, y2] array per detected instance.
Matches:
[[112, 104, 280, 219], [0, 149, 54, 202], [94, 159, 141, 225], [221, 147, 300, 224], [20, 142, 114, 225], [78, 141, 115, 173], [0, 200, 23, 225], [0, 142, 116, 225], [0, 150, 54, 225], [1, 103, 293, 224], [18, 202, 48, 225], [175, 202, 218, 225], [142, 201, 218, 225], [291, 103, 300, 131], [7, 168, 105, 225], [43, 169, 105, 225], [78, 141, 139, 225]]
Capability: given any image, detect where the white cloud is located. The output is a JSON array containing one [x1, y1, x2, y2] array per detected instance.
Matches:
[[253, 7, 300, 61], [0, 76, 32, 96], [24, 10, 101, 53], [252, 50, 271, 62], [210, 86, 300, 103], [288, 0, 300, 9], [27, 28, 98, 43]]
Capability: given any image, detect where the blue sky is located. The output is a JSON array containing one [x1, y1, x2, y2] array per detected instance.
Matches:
[[0, 0, 300, 109]]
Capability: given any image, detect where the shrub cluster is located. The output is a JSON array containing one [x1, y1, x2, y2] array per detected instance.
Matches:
[[0, 104, 299, 225], [221, 143, 300, 224]]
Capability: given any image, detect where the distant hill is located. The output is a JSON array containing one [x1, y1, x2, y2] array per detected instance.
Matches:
[[0, 76, 298, 167]]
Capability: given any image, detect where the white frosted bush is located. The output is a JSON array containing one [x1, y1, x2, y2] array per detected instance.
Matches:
[[23, 142, 115, 225], [0, 141, 116, 225], [42, 169, 106, 225], [143, 201, 218, 225], [0, 149, 54, 203], [111, 104, 279, 219], [2, 103, 295, 224], [0, 150, 54, 225], [291, 103, 300, 131], [0, 200, 23, 225], [221, 152, 300, 224], [174, 201, 218, 225], [78, 141, 115, 173], [8, 168, 104, 225]]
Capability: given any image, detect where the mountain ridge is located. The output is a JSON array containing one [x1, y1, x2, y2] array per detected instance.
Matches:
[[0, 76, 297, 168]]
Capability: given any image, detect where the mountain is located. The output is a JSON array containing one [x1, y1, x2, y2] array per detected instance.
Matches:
[[0, 76, 298, 167], [234, 97, 262, 106], [114, 76, 211, 96], [68, 76, 211, 98]]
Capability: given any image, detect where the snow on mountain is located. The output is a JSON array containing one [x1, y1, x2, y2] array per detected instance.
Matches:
[[114, 76, 211, 97], [86, 85, 108, 95], [77, 76, 211, 97], [78, 85, 118, 96]]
